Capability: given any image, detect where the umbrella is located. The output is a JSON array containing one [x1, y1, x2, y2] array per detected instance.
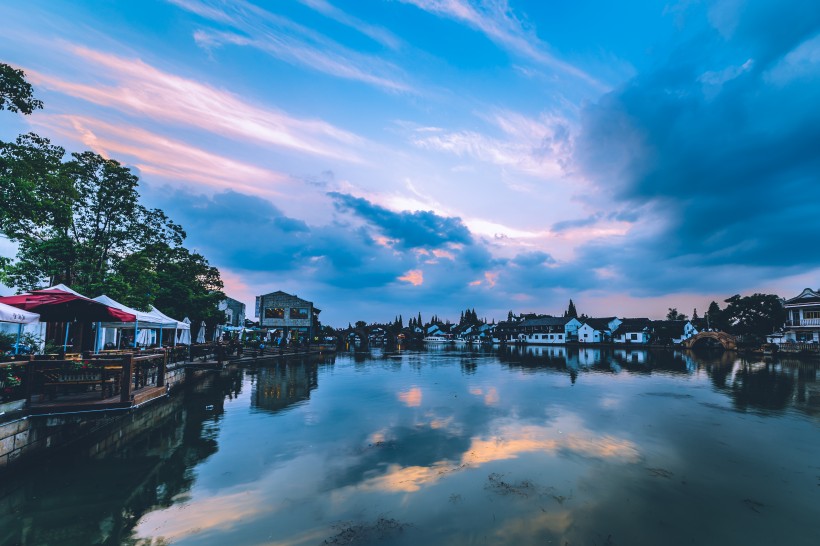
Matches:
[[178, 317, 192, 345], [0, 302, 40, 354], [196, 321, 206, 344]]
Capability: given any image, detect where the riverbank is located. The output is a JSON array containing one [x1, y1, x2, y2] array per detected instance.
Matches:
[[0, 345, 333, 471]]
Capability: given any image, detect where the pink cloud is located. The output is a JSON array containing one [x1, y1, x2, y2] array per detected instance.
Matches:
[[398, 269, 424, 286], [29, 46, 368, 162], [36, 114, 289, 197]]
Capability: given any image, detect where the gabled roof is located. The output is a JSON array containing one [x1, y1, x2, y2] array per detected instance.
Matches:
[[651, 320, 692, 336], [612, 318, 652, 336], [258, 291, 314, 305], [519, 316, 573, 328], [582, 318, 616, 331], [785, 288, 820, 305]]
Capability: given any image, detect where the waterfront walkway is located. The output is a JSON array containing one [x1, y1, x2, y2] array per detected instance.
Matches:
[[2, 344, 336, 417]]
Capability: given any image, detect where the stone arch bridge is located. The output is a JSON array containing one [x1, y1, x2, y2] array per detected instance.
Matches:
[[681, 331, 737, 351]]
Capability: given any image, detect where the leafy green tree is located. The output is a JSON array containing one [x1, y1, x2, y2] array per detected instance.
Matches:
[[722, 294, 786, 340], [0, 68, 222, 325], [0, 63, 43, 115], [666, 308, 688, 321], [149, 244, 225, 326], [1, 143, 184, 294]]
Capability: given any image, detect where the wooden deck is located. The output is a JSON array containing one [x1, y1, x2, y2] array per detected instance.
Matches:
[[19, 346, 334, 415], [28, 386, 167, 415]]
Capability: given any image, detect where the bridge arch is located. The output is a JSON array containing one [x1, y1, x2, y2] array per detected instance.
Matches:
[[681, 331, 737, 351]]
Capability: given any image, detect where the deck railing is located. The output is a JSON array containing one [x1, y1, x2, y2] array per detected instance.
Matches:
[[0, 351, 170, 406]]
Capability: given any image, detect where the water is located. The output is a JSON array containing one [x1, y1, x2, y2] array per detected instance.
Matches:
[[1, 346, 818, 546]]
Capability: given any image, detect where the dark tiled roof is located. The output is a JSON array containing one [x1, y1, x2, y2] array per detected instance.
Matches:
[[519, 316, 573, 328], [583, 318, 615, 331], [612, 318, 652, 336], [651, 320, 689, 336]]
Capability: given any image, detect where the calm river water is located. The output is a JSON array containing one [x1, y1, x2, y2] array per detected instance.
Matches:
[[1, 346, 818, 546]]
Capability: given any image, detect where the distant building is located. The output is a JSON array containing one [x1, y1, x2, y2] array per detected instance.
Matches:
[[218, 296, 246, 327], [612, 318, 653, 344], [578, 317, 622, 344], [775, 288, 820, 344], [255, 291, 320, 341]]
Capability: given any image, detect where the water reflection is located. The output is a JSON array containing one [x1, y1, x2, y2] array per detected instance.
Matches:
[[0, 350, 817, 546], [0, 368, 245, 546], [251, 359, 319, 413]]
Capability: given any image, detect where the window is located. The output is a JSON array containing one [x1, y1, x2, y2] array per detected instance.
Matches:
[[805, 311, 820, 319], [290, 307, 309, 319], [264, 308, 285, 319], [630, 333, 638, 340]]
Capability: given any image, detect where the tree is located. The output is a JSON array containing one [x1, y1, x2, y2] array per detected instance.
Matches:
[[722, 294, 785, 340], [692, 308, 699, 321], [147, 244, 225, 326], [706, 301, 725, 331], [566, 299, 578, 318], [666, 308, 688, 321], [1, 142, 184, 295], [0, 63, 43, 115]]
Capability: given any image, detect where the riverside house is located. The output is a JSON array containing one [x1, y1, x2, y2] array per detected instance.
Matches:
[[578, 317, 622, 344], [517, 316, 583, 345], [255, 291, 320, 342], [612, 318, 653, 344], [774, 288, 820, 344]]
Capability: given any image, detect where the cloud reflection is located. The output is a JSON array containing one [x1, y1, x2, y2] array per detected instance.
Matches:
[[398, 387, 423, 407]]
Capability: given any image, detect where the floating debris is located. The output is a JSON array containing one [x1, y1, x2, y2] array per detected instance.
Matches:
[[322, 517, 411, 545], [485, 473, 537, 498], [646, 467, 674, 478], [743, 498, 765, 513]]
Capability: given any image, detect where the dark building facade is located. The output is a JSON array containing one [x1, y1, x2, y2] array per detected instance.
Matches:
[[219, 296, 246, 327], [255, 291, 320, 340]]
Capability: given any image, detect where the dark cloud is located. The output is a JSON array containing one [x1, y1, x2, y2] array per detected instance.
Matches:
[[511, 251, 556, 267], [551, 214, 601, 233], [573, 1, 820, 293], [328, 191, 473, 248]]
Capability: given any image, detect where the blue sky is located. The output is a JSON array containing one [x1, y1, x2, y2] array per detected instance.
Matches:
[[1, 0, 819, 326]]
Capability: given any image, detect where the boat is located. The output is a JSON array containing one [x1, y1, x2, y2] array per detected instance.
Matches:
[[423, 335, 453, 344]]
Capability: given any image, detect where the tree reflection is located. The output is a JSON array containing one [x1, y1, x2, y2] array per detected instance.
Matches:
[[0, 368, 245, 546]]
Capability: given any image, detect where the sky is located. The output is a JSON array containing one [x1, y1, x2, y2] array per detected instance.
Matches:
[[1, 0, 819, 327]]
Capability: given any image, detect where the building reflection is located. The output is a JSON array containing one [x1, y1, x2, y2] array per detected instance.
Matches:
[[252, 360, 319, 413], [0, 367, 245, 546]]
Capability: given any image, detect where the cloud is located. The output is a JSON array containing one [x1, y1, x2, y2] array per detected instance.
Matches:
[[328, 192, 473, 249], [172, 0, 413, 93], [570, 1, 820, 294], [296, 0, 403, 50], [407, 109, 573, 177], [398, 269, 424, 286], [30, 45, 368, 162], [37, 114, 290, 197], [398, 0, 602, 88]]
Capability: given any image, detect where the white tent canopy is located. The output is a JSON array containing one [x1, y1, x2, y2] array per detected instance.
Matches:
[[196, 321, 206, 344], [93, 295, 163, 328], [0, 302, 40, 324], [42, 283, 86, 297], [147, 306, 189, 330]]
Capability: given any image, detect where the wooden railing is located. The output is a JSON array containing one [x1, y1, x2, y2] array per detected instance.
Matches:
[[8, 351, 169, 405]]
